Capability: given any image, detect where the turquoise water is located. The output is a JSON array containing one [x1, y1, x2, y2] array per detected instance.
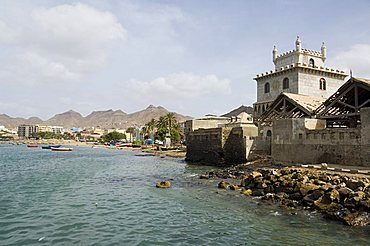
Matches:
[[0, 145, 370, 245]]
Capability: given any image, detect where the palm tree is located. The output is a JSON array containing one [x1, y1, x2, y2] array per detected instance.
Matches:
[[145, 118, 156, 139], [164, 112, 177, 131]]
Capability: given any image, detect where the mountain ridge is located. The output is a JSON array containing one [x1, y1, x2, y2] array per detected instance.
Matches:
[[0, 105, 193, 129]]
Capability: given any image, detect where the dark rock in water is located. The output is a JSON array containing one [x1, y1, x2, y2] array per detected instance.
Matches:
[[229, 184, 239, 191], [199, 174, 209, 179], [303, 190, 325, 206], [252, 189, 265, 196], [342, 212, 370, 226], [218, 181, 229, 189], [156, 181, 171, 188]]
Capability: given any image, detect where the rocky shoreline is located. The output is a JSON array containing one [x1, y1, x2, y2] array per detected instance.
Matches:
[[200, 160, 370, 226]]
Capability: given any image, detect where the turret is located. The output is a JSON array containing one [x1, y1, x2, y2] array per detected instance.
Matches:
[[321, 42, 326, 61], [272, 45, 278, 64], [295, 36, 301, 52]]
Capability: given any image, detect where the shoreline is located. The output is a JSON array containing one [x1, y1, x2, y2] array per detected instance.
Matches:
[[199, 159, 370, 227]]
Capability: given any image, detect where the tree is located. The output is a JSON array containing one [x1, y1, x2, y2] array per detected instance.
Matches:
[[126, 127, 135, 142], [102, 131, 126, 142], [145, 118, 156, 139]]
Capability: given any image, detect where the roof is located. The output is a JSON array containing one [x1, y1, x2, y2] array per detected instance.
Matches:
[[258, 93, 326, 123], [283, 93, 326, 114]]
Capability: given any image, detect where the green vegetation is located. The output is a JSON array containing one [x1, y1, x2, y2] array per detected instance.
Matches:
[[145, 112, 183, 143], [31, 131, 75, 140], [102, 131, 126, 142]]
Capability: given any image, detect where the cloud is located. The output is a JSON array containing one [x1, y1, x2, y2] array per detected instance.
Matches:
[[331, 44, 370, 78], [126, 72, 231, 98], [0, 20, 18, 43], [0, 3, 127, 84], [31, 3, 127, 55]]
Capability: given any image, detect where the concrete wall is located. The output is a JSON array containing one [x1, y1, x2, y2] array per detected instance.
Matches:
[[186, 126, 258, 166], [298, 69, 346, 98], [272, 111, 370, 166]]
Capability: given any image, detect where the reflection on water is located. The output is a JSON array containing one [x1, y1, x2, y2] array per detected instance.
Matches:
[[0, 144, 369, 245]]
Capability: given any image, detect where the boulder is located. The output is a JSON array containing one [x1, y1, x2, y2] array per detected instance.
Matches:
[[342, 212, 370, 226], [346, 179, 365, 191], [229, 184, 239, 191], [156, 181, 171, 188], [252, 189, 265, 196], [241, 189, 253, 196], [218, 181, 229, 189], [298, 183, 320, 196]]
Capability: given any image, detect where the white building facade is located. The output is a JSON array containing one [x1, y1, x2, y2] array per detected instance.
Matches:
[[253, 36, 348, 118]]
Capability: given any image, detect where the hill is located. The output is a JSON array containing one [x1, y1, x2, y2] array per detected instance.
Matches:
[[0, 106, 192, 129], [221, 105, 254, 117]]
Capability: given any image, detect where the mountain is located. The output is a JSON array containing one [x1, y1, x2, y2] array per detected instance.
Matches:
[[83, 109, 128, 128], [221, 105, 254, 118], [0, 106, 192, 129], [45, 110, 84, 128], [0, 114, 43, 129]]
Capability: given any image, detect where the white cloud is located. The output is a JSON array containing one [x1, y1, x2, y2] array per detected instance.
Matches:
[[331, 44, 370, 78], [0, 3, 127, 85], [19, 52, 79, 81], [0, 20, 18, 43], [126, 72, 231, 98], [31, 3, 127, 54]]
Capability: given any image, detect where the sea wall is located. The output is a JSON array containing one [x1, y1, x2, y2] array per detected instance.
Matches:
[[186, 126, 258, 166]]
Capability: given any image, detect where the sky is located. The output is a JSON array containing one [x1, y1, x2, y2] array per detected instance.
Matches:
[[1, 0, 370, 120]]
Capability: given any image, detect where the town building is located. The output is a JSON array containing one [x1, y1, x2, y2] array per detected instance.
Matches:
[[17, 124, 39, 138], [254, 36, 347, 119]]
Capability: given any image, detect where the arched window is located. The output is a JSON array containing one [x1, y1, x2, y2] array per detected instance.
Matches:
[[309, 58, 315, 67], [266, 130, 272, 137], [319, 78, 326, 90], [283, 77, 289, 89], [264, 82, 270, 93]]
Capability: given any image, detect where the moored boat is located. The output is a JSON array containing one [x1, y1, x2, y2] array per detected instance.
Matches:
[[51, 147, 73, 151], [27, 144, 38, 148], [42, 144, 62, 149]]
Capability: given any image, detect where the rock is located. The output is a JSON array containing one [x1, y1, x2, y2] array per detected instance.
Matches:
[[255, 181, 268, 189], [346, 179, 365, 191], [342, 212, 370, 226], [314, 198, 341, 212], [229, 185, 239, 191], [241, 189, 253, 196], [328, 189, 341, 203], [218, 181, 229, 189], [298, 183, 320, 196], [303, 190, 325, 205], [289, 192, 303, 201], [252, 189, 265, 196], [249, 171, 262, 179], [338, 187, 353, 198], [199, 174, 209, 179], [156, 181, 171, 188]]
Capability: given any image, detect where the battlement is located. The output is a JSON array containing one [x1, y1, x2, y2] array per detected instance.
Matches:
[[255, 62, 347, 79]]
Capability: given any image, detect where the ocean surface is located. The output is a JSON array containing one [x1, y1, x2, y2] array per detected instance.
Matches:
[[0, 144, 370, 246]]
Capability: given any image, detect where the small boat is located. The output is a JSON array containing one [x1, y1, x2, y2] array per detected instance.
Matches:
[[42, 144, 62, 149], [51, 147, 73, 151], [27, 144, 38, 148]]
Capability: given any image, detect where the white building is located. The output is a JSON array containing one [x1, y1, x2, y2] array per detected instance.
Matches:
[[253, 36, 348, 118]]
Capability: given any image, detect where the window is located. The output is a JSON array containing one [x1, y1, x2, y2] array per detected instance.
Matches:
[[264, 82, 270, 93], [266, 130, 272, 137], [319, 78, 326, 90], [283, 77, 289, 89], [309, 58, 315, 67]]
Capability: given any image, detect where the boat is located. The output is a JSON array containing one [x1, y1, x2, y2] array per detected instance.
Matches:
[[27, 144, 38, 148], [41, 144, 62, 149], [51, 147, 73, 151]]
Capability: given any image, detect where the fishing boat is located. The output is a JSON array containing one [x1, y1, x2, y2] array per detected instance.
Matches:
[[41, 144, 62, 149], [51, 147, 73, 151], [27, 144, 38, 148]]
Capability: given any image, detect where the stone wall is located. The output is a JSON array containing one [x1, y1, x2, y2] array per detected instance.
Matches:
[[272, 109, 370, 166], [186, 126, 258, 166]]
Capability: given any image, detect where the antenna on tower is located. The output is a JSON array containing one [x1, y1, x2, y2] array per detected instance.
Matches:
[[350, 69, 353, 78]]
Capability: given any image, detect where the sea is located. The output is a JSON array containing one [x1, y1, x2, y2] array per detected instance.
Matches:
[[1, 144, 370, 245]]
